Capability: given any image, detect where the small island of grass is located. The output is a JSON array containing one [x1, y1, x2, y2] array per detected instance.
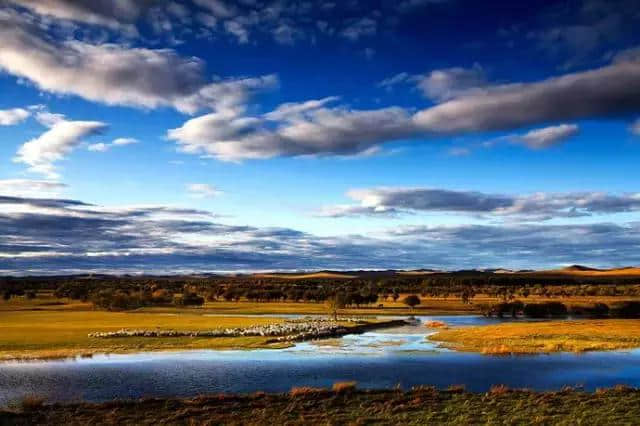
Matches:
[[429, 319, 640, 354]]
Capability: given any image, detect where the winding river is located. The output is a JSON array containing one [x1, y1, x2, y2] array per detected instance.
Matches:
[[2, 315, 640, 406]]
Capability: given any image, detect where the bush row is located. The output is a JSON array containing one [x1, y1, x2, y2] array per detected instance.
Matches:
[[480, 301, 640, 318]]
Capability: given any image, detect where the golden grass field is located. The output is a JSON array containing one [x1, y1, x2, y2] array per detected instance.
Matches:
[[3, 291, 640, 359], [0, 297, 289, 360], [430, 319, 640, 354]]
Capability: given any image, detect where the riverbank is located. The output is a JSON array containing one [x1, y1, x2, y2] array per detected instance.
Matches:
[[2, 386, 639, 425], [429, 319, 640, 354]]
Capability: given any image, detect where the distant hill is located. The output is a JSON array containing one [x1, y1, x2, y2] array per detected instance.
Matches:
[[562, 265, 603, 272], [532, 265, 640, 277], [253, 272, 357, 280]]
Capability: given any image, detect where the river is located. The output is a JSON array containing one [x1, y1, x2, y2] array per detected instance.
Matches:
[[1, 315, 640, 406]]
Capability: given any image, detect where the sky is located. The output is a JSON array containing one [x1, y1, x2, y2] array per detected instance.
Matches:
[[1, 0, 640, 274]]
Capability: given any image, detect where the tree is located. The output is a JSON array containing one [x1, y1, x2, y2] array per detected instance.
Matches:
[[402, 294, 420, 310], [326, 293, 345, 320]]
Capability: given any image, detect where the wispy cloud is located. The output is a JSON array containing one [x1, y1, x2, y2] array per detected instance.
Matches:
[[169, 58, 640, 161], [0, 107, 30, 126], [14, 112, 107, 179], [88, 138, 138, 152], [187, 183, 222, 199], [318, 187, 640, 221], [2, 194, 640, 274], [0, 179, 67, 198]]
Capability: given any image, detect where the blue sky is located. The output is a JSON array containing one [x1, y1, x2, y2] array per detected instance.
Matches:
[[1, 0, 640, 274]]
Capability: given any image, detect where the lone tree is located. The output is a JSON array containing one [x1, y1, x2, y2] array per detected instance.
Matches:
[[402, 294, 421, 310], [326, 293, 346, 320]]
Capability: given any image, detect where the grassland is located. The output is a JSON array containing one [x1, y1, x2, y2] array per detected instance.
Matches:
[[0, 309, 291, 360], [3, 386, 640, 425], [430, 319, 640, 354]]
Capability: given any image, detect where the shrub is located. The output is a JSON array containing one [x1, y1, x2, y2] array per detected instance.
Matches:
[[482, 301, 523, 318], [523, 302, 567, 318], [175, 292, 205, 307], [20, 395, 45, 411], [546, 302, 568, 316], [151, 289, 172, 305], [568, 303, 609, 317], [332, 381, 357, 394], [402, 294, 421, 309], [610, 301, 640, 318]]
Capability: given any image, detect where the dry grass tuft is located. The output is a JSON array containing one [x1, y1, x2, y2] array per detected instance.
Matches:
[[425, 320, 448, 328], [446, 384, 466, 393], [488, 384, 510, 395], [332, 381, 357, 394], [289, 386, 327, 397]]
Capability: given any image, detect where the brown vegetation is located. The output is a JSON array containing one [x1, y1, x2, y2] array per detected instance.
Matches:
[[3, 387, 640, 425]]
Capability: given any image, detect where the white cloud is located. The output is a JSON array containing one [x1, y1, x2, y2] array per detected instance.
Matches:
[[414, 65, 488, 102], [224, 19, 250, 43], [14, 114, 107, 178], [0, 108, 30, 126], [377, 72, 411, 90], [0, 11, 276, 114], [168, 100, 415, 161], [340, 17, 377, 41], [88, 137, 139, 152], [378, 65, 487, 101], [517, 124, 579, 149], [631, 119, 640, 136], [264, 96, 340, 121], [193, 0, 237, 18], [87, 143, 109, 152], [0, 179, 67, 198], [168, 59, 640, 161], [187, 183, 223, 198], [448, 147, 471, 157], [6, 0, 146, 34], [112, 137, 138, 146]]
